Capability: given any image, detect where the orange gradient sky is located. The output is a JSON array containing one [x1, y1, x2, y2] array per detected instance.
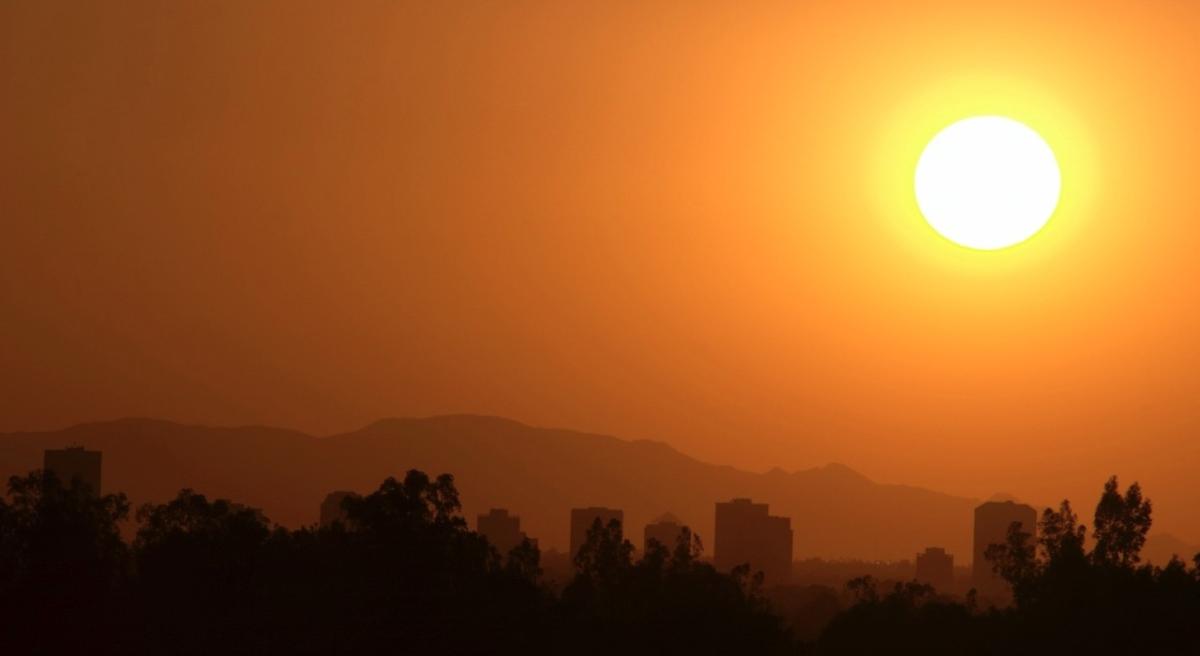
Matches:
[[3, 2, 1200, 540]]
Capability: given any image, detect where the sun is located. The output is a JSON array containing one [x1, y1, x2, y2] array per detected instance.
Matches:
[[915, 116, 1061, 251]]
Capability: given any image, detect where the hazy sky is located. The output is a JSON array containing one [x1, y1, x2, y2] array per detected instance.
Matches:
[[4, 1, 1200, 540]]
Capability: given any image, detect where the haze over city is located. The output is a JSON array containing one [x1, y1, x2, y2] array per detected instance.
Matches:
[[4, 2, 1200, 654], [6, 0, 1200, 547]]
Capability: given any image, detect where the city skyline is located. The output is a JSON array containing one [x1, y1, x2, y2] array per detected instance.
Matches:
[[25, 443, 974, 591], [26, 439, 1176, 614], [4, 1, 1199, 652], [3, 414, 1195, 565], [5, 3, 1200, 535]]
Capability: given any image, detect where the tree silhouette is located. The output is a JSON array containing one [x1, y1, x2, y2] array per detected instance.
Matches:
[[817, 476, 1200, 655], [132, 489, 274, 652], [1091, 476, 1152, 569], [562, 520, 794, 655], [817, 577, 973, 655], [0, 470, 131, 651], [13, 465, 1197, 655], [505, 536, 542, 580], [667, 525, 703, 570], [342, 470, 466, 536], [983, 519, 1039, 605], [572, 517, 634, 583], [1038, 500, 1087, 565]]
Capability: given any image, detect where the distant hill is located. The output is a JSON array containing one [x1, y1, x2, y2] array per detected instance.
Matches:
[[0, 415, 983, 561], [1143, 533, 1200, 566]]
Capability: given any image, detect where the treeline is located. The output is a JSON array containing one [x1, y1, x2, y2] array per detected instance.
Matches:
[[3, 470, 1200, 655], [0, 469, 790, 655], [819, 477, 1200, 655]]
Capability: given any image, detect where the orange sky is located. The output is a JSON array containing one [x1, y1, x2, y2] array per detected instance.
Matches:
[[3, 2, 1200, 541]]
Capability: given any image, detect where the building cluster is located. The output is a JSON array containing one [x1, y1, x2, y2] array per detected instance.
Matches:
[[37, 446, 1040, 593], [528, 499, 794, 584], [476, 498, 1037, 593], [714, 499, 793, 585], [913, 500, 1038, 594]]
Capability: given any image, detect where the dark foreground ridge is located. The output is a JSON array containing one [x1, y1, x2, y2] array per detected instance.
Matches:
[[2, 465, 1200, 655]]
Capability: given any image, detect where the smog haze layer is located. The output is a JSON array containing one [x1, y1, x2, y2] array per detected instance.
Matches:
[[4, 1, 1200, 543]]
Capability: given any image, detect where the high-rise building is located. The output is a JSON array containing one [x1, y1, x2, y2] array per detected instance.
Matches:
[[714, 498, 793, 585], [915, 546, 955, 592], [43, 447, 102, 494], [644, 513, 687, 554], [570, 507, 624, 559], [319, 490, 359, 528], [973, 500, 1038, 593], [477, 508, 535, 555]]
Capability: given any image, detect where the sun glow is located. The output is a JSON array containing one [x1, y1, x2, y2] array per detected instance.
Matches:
[[915, 116, 1061, 250]]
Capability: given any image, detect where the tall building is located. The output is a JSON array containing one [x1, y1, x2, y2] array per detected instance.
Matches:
[[915, 546, 955, 592], [714, 498, 793, 585], [477, 508, 535, 555], [43, 447, 102, 494], [319, 490, 359, 528], [973, 500, 1038, 593], [570, 507, 624, 559], [644, 513, 687, 554]]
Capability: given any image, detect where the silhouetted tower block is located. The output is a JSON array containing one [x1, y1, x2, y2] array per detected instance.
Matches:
[[570, 507, 623, 559], [915, 546, 955, 592], [644, 513, 686, 554], [43, 446, 101, 495], [714, 498, 793, 585], [319, 490, 359, 528], [973, 500, 1037, 593], [477, 508, 535, 555]]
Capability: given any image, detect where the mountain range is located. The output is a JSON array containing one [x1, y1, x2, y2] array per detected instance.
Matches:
[[0, 415, 1193, 565]]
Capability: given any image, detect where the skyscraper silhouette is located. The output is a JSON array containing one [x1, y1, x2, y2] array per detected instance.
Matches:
[[973, 500, 1037, 593], [43, 446, 101, 495], [915, 546, 955, 592], [714, 498, 792, 585], [643, 512, 687, 553], [477, 508, 534, 555], [570, 507, 623, 559]]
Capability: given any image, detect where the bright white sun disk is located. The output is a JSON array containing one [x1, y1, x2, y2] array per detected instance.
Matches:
[[915, 116, 1060, 250]]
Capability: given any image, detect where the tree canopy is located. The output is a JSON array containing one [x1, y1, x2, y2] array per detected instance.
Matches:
[[4, 469, 1198, 655]]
